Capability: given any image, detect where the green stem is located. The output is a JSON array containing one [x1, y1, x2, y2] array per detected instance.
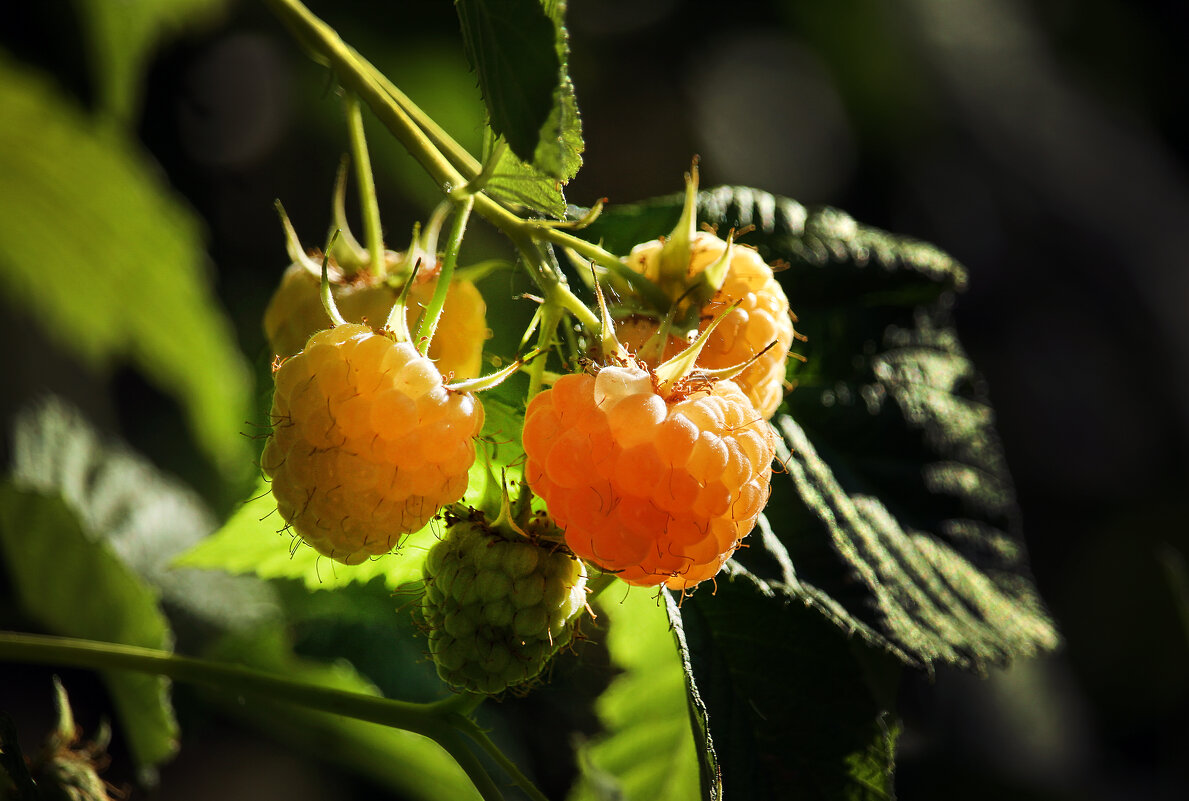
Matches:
[[514, 235, 600, 333], [527, 303, 562, 399], [0, 632, 536, 801], [262, 0, 466, 193], [416, 194, 474, 356], [345, 93, 385, 277], [0, 632, 443, 736], [557, 231, 671, 312], [429, 691, 486, 717], [357, 55, 482, 180], [321, 231, 347, 325], [262, 0, 625, 333]]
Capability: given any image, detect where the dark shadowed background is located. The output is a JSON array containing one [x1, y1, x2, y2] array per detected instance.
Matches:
[[3, 0, 1187, 799]]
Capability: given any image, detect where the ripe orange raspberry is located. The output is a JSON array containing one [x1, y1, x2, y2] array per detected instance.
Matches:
[[521, 365, 777, 589], [263, 255, 488, 380], [616, 231, 795, 419], [261, 323, 485, 564]]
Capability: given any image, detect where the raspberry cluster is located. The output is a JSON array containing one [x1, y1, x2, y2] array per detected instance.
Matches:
[[262, 323, 484, 564], [422, 517, 587, 694], [263, 259, 488, 380], [617, 231, 795, 419], [522, 365, 777, 589]]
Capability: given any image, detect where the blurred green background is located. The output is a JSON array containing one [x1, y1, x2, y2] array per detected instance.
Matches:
[[2, 0, 1187, 799]]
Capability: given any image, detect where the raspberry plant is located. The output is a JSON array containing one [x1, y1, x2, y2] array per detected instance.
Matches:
[[0, 1, 1064, 800]]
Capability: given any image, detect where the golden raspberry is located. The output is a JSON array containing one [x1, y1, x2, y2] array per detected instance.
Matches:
[[521, 365, 777, 590], [263, 259, 488, 380], [262, 323, 485, 564], [618, 231, 795, 419]]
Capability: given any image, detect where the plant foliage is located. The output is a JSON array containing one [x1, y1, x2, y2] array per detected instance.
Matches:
[[0, 2, 1062, 800]]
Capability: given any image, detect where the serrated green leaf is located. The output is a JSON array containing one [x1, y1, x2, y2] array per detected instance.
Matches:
[[485, 76, 582, 217], [0, 54, 253, 478], [532, 0, 583, 182], [533, 87, 582, 187], [568, 588, 701, 801], [71, 0, 230, 124], [203, 626, 480, 801], [456, 0, 559, 164], [487, 147, 567, 218], [0, 482, 179, 770], [175, 386, 529, 592], [772, 414, 1058, 668], [577, 185, 1058, 672], [459, 0, 583, 189], [673, 568, 898, 801]]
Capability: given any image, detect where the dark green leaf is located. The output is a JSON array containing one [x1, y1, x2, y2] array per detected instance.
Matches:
[[456, 0, 560, 164], [485, 77, 583, 217], [0, 54, 253, 478], [578, 186, 1058, 670], [568, 588, 701, 801], [673, 568, 898, 801], [0, 482, 179, 770]]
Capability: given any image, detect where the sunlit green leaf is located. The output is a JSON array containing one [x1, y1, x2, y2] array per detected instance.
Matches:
[[568, 588, 701, 801], [0, 54, 253, 479], [71, 0, 230, 125], [173, 475, 436, 592], [532, 0, 583, 182], [487, 147, 567, 218], [0, 483, 179, 770]]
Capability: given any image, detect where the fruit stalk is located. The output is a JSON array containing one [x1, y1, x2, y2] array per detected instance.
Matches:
[[417, 193, 473, 357], [344, 93, 384, 277]]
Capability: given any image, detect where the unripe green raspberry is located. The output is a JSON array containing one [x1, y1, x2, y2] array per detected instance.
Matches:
[[421, 516, 587, 694]]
